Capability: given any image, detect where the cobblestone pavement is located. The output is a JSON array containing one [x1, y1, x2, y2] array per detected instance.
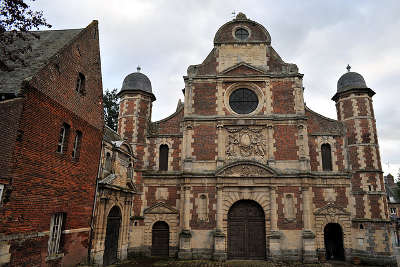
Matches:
[[106, 258, 384, 267]]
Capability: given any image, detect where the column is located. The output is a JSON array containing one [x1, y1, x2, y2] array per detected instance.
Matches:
[[183, 122, 193, 171], [267, 125, 275, 166], [216, 123, 224, 168], [302, 187, 317, 263], [213, 185, 227, 260], [269, 187, 281, 260]]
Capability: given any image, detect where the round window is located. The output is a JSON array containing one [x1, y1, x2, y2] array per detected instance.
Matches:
[[229, 88, 258, 114], [235, 28, 249, 40]]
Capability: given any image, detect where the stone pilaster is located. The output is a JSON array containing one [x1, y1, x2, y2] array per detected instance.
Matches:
[[268, 186, 281, 260], [213, 185, 227, 260], [302, 187, 317, 263], [178, 185, 192, 259]]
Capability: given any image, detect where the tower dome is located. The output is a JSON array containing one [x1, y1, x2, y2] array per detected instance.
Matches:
[[120, 67, 152, 94], [337, 65, 368, 93], [118, 67, 156, 100]]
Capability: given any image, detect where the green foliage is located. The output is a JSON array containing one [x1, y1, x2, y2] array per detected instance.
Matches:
[[103, 88, 119, 131], [0, 0, 52, 71]]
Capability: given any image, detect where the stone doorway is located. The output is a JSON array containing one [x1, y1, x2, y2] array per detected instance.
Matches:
[[152, 221, 170, 257], [103, 206, 121, 266], [227, 200, 266, 259], [324, 223, 345, 261]]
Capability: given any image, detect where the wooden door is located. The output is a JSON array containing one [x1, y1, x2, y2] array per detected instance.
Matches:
[[152, 221, 169, 257], [103, 206, 121, 266], [228, 200, 266, 259]]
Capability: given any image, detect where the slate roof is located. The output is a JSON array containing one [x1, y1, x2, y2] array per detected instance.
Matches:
[[103, 125, 122, 143], [0, 29, 82, 96]]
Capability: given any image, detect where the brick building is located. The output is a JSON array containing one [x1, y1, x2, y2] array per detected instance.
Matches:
[[115, 13, 395, 265], [0, 21, 103, 266]]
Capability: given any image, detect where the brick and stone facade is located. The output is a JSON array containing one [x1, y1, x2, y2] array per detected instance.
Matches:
[[0, 21, 103, 266], [120, 13, 395, 265]]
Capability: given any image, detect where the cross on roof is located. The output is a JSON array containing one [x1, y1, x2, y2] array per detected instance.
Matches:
[[137, 66, 141, 72], [346, 64, 351, 72]]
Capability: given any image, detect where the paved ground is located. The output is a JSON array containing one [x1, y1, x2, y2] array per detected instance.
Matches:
[[103, 258, 384, 267]]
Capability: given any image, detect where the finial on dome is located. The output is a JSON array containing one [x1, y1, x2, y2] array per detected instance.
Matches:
[[137, 66, 141, 72], [346, 64, 351, 72], [236, 12, 247, 20]]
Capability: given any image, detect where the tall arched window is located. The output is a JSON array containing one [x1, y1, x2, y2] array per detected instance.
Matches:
[[321, 143, 333, 171], [159, 145, 169, 171], [198, 194, 208, 221]]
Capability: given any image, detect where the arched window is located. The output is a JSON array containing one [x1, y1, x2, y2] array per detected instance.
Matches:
[[127, 162, 133, 180], [159, 145, 169, 171], [321, 144, 333, 171]]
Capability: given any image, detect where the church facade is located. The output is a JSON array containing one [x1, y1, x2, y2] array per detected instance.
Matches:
[[114, 13, 395, 265]]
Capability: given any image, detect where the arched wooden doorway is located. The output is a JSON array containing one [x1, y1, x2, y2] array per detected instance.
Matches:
[[324, 223, 345, 261], [152, 221, 169, 257], [103, 206, 121, 266], [228, 200, 266, 259]]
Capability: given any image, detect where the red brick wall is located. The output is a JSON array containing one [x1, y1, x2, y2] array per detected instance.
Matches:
[[192, 123, 216, 161], [171, 138, 182, 171], [271, 80, 295, 114], [0, 89, 101, 233], [274, 125, 298, 160], [29, 21, 103, 130], [146, 186, 178, 208], [193, 82, 217, 115], [0, 98, 24, 185], [312, 187, 349, 210], [158, 107, 183, 135]]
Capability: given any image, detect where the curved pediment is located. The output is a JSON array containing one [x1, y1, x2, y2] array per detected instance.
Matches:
[[215, 161, 277, 177]]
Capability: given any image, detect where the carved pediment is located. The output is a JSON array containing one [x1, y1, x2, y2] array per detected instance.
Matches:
[[216, 161, 275, 177], [144, 202, 178, 214], [314, 203, 350, 216], [221, 62, 266, 76]]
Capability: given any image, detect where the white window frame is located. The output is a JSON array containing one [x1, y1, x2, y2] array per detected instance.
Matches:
[[48, 213, 64, 257], [0, 184, 4, 203], [72, 131, 81, 159], [57, 126, 67, 153]]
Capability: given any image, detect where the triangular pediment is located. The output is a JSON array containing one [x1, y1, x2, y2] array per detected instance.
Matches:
[[216, 161, 276, 177], [221, 62, 266, 76], [314, 203, 350, 216], [144, 202, 178, 214]]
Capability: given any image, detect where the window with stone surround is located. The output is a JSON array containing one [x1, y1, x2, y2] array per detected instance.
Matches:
[[321, 143, 333, 171], [229, 88, 258, 114], [159, 144, 169, 171]]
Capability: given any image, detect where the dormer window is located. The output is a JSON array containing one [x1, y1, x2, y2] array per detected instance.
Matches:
[[76, 73, 85, 94]]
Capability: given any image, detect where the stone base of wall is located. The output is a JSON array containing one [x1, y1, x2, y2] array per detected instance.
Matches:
[[351, 249, 396, 266], [192, 248, 213, 259]]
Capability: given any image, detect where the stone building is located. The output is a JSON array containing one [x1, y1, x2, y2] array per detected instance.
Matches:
[[90, 126, 137, 265], [116, 13, 395, 265], [0, 21, 103, 266]]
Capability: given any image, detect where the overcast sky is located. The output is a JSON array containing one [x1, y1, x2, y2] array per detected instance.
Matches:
[[31, 0, 400, 177]]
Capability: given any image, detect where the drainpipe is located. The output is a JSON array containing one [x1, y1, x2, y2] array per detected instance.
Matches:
[[88, 138, 104, 264]]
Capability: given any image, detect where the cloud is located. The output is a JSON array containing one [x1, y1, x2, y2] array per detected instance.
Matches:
[[31, 0, 400, 174]]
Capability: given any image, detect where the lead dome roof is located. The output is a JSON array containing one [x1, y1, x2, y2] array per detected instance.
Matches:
[[337, 71, 368, 93], [120, 68, 152, 94]]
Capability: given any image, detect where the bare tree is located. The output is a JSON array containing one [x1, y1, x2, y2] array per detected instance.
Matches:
[[0, 0, 51, 71]]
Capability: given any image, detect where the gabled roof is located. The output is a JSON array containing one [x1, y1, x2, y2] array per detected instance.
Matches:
[[0, 29, 82, 96]]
